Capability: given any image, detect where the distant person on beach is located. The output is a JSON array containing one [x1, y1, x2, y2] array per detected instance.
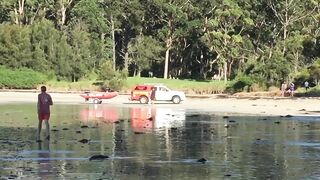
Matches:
[[281, 82, 287, 97], [289, 83, 295, 97], [149, 87, 156, 104], [37, 86, 53, 141], [304, 81, 309, 91]]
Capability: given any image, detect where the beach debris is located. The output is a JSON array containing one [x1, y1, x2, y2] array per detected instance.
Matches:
[[197, 158, 207, 164], [89, 155, 109, 161], [299, 109, 306, 111], [78, 139, 90, 144], [81, 125, 89, 128]]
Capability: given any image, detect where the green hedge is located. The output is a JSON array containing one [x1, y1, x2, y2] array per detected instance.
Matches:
[[0, 66, 46, 89]]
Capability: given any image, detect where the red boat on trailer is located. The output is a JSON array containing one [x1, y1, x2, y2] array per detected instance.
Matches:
[[80, 91, 118, 104]]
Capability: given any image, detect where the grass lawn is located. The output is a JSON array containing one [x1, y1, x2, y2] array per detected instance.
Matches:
[[44, 77, 228, 94], [124, 77, 227, 94]]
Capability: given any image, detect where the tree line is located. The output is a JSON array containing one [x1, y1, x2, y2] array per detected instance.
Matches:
[[0, 0, 319, 89]]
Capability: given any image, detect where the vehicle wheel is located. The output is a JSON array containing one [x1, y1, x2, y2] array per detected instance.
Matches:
[[172, 95, 181, 104], [93, 99, 100, 104], [139, 96, 149, 104]]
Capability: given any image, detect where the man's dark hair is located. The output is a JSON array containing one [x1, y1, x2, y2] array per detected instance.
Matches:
[[41, 86, 46, 92]]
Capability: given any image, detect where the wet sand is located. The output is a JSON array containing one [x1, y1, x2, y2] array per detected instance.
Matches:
[[1, 92, 320, 116]]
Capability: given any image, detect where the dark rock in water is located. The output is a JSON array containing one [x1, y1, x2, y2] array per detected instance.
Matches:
[[76, 130, 81, 134], [51, 129, 59, 132], [62, 128, 69, 130], [187, 114, 200, 118], [8, 174, 18, 179], [24, 117, 28, 119], [89, 155, 109, 161], [81, 125, 89, 128], [78, 139, 90, 144], [171, 127, 178, 130], [191, 123, 198, 127], [197, 158, 207, 163], [228, 120, 236, 123], [223, 116, 229, 119], [224, 174, 232, 177], [114, 121, 120, 124], [285, 114, 293, 118], [134, 132, 145, 134], [274, 121, 281, 124]]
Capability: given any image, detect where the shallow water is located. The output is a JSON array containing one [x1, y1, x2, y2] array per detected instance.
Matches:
[[1, 103, 320, 179]]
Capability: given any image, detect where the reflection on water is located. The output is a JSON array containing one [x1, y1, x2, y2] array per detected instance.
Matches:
[[1, 104, 320, 179]]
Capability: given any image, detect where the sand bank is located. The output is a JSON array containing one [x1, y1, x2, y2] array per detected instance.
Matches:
[[1, 91, 320, 116]]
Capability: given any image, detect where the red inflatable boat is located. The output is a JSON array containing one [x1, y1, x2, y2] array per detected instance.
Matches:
[[80, 91, 118, 104]]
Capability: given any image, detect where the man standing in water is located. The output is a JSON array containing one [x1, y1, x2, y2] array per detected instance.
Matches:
[[37, 86, 53, 141]]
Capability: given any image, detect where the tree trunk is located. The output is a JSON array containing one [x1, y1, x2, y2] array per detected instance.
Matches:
[[164, 19, 172, 79], [228, 59, 234, 78], [137, 69, 141, 77], [124, 51, 129, 74], [14, 8, 19, 24], [18, 0, 25, 24], [164, 37, 171, 79], [223, 62, 228, 83], [111, 15, 116, 71]]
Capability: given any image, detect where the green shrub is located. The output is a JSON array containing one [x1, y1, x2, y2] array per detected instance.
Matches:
[[227, 75, 255, 93], [99, 63, 127, 91], [0, 66, 47, 89]]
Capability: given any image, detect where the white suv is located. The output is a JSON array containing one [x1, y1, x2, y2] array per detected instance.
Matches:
[[152, 84, 186, 104]]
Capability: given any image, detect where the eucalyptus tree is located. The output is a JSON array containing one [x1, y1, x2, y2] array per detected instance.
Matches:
[[141, 0, 202, 79], [201, 0, 254, 82], [0, 0, 52, 25], [127, 35, 163, 76], [71, 0, 113, 71], [0, 24, 32, 68]]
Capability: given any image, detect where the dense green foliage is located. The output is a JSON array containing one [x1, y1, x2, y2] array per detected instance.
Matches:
[[0, 66, 46, 89], [0, 0, 319, 92]]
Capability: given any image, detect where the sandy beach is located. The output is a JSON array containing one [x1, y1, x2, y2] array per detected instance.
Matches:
[[1, 91, 320, 116]]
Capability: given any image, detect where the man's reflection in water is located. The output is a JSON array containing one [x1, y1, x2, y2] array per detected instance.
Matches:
[[37, 141, 52, 179], [131, 108, 154, 133]]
